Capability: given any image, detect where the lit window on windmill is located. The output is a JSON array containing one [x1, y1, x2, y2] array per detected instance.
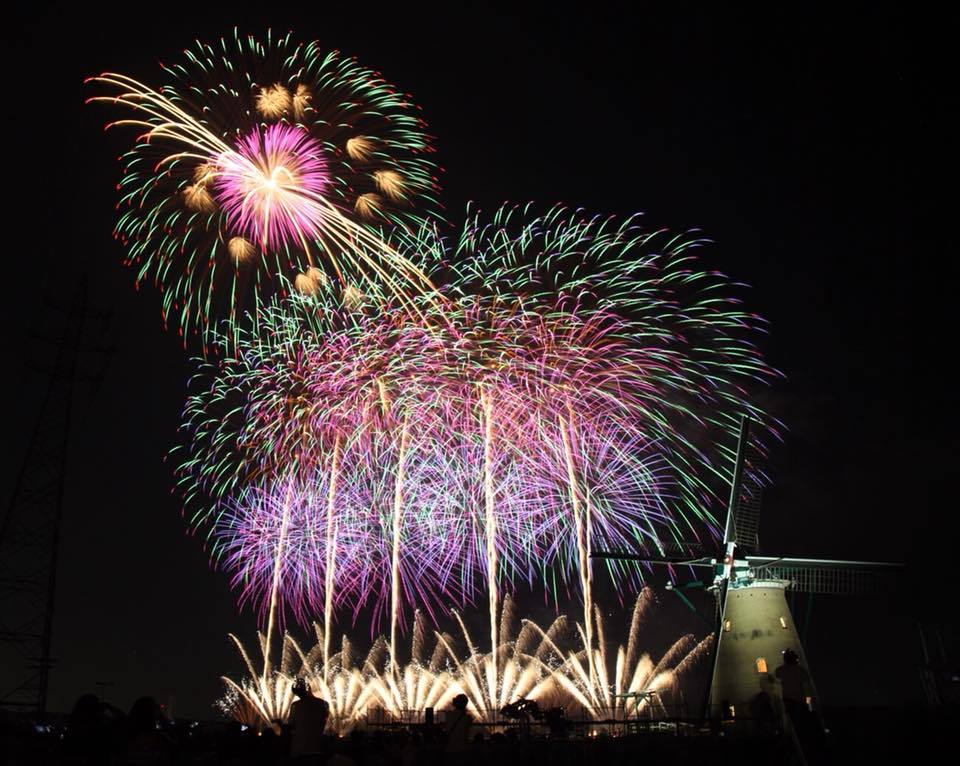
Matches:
[[780, 616, 788, 629], [723, 619, 732, 632], [756, 657, 768, 674]]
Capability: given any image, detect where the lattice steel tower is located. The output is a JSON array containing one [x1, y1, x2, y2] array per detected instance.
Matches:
[[0, 282, 108, 715]]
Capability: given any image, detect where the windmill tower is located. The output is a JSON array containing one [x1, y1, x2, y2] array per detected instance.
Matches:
[[594, 415, 901, 723]]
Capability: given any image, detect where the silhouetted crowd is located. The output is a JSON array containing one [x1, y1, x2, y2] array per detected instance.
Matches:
[[0, 690, 936, 765], [0, 691, 787, 766]]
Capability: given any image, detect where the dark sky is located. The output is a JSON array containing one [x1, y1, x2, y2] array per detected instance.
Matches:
[[1, 3, 953, 719]]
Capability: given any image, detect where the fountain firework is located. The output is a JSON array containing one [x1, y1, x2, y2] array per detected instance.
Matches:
[[218, 590, 710, 731], [547, 587, 715, 719]]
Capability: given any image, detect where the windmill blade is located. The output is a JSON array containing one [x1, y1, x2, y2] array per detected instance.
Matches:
[[591, 550, 714, 567], [746, 556, 903, 595], [591, 540, 712, 566], [722, 415, 752, 549], [658, 540, 711, 559], [733, 437, 764, 550], [746, 556, 903, 570]]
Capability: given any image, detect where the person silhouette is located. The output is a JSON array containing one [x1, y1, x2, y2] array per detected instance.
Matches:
[[445, 693, 473, 761], [63, 694, 113, 764], [775, 647, 823, 758], [125, 696, 174, 764], [288, 678, 330, 763], [748, 673, 779, 736], [775, 649, 812, 720]]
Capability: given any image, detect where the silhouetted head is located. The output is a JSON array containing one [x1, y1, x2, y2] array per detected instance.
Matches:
[[782, 648, 800, 665], [129, 697, 161, 733], [292, 679, 310, 699], [69, 694, 103, 729], [452, 694, 469, 711]]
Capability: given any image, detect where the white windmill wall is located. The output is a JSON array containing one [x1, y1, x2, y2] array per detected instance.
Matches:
[[708, 581, 817, 725]]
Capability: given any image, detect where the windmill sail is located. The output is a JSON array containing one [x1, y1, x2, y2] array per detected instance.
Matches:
[[733, 437, 764, 551], [745, 556, 901, 595], [591, 541, 712, 566]]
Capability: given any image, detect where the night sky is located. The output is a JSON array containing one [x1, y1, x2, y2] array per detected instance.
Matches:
[[1, 3, 953, 720]]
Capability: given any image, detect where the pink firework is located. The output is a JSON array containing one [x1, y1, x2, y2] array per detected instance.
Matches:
[[214, 124, 330, 252]]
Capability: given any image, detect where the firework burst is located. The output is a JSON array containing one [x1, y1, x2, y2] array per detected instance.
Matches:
[[87, 31, 442, 338], [177, 205, 780, 667]]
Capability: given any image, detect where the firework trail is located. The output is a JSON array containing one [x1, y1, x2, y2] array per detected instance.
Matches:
[[388, 205, 780, 671], [87, 31, 442, 339], [177, 205, 780, 679]]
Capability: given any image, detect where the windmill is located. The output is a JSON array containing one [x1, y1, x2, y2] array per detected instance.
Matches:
[[593, 415, 902, 724]]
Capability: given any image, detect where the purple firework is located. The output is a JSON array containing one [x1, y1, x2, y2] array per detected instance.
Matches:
[[214, 124, 331, 253]]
